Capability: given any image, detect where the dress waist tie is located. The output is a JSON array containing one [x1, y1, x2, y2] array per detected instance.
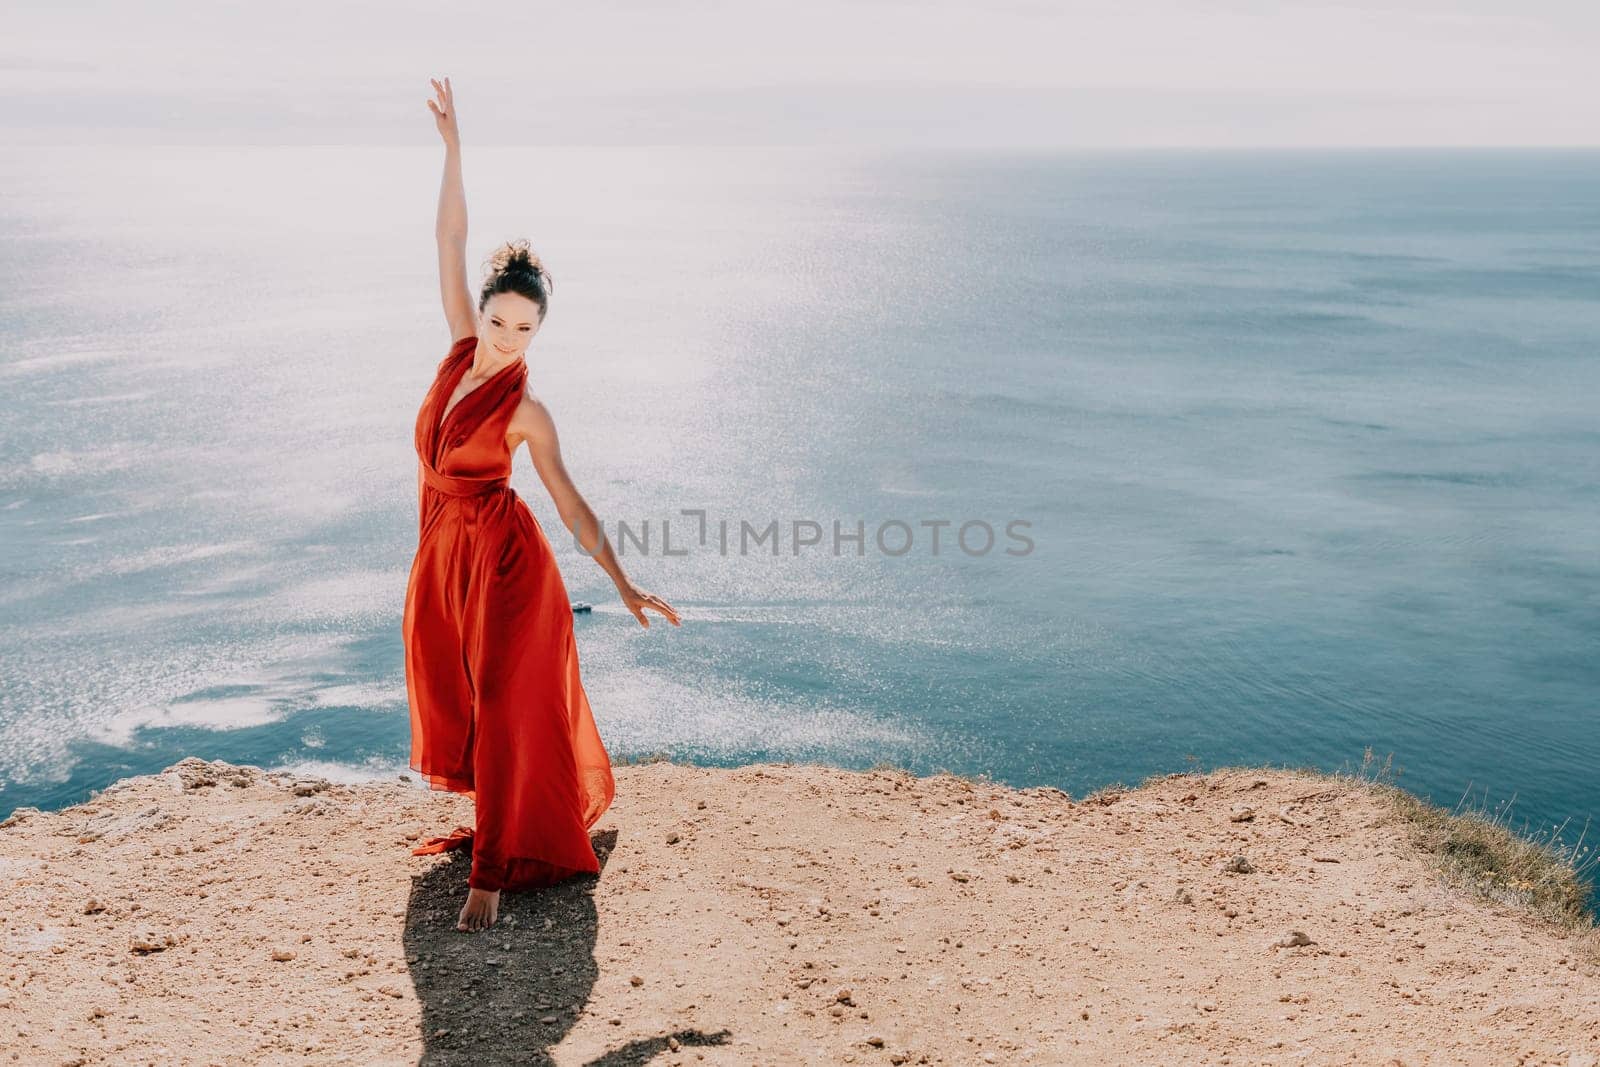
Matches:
[[421, 466, 509, 497]]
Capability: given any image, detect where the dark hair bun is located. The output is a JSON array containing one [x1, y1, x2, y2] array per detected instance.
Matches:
[[488, 238, 544, 279], [479, 238, 554, 319]]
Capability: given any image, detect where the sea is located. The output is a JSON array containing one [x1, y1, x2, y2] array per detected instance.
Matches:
[[1, 146, 1596, 879]]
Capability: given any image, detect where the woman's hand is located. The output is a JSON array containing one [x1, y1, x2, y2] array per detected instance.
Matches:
[[426, 76, 460, 148], [620, 582, 681, 629]]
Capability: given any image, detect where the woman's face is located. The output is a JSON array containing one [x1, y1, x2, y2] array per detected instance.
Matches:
[[479, 292, 544, 357]]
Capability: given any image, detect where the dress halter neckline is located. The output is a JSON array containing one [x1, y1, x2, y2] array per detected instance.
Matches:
[[435, 345, 524, 438]]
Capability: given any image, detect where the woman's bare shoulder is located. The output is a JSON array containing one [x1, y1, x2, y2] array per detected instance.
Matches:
[[505, 385, 555, 447]]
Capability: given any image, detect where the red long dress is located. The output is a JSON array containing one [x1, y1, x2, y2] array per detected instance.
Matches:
[[402, 334, 615, 892]]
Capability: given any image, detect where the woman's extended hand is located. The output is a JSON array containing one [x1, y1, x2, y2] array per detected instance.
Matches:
[[620, 583, 681, 629], [426, 76, 460, 147]]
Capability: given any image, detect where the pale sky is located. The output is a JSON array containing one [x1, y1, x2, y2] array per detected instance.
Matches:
[[6, 0, 1597, 147]]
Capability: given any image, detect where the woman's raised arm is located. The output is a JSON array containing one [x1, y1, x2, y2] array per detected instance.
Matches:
[[427, 77, 475, 343]]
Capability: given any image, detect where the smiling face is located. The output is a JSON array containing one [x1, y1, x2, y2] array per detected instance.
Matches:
[[477, 291, 545, 358]]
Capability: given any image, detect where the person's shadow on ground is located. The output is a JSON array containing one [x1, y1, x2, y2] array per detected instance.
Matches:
[[404, 829, 733, 1066]]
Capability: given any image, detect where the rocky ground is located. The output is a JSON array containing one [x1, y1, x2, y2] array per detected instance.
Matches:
[[1, 757, 1598, 1065]]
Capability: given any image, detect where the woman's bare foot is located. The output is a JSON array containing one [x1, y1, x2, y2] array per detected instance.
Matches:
[[457, 887, 500, 931]]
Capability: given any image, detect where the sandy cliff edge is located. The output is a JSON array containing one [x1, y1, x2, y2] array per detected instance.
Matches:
[[2, 758, 1598, 1066]]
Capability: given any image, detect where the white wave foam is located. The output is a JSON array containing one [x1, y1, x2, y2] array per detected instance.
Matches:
[[267, 757, 410, 785], [91, 696, 286, 746]]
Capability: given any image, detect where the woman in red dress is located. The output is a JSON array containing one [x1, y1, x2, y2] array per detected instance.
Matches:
[[406, 76, 680, 933]]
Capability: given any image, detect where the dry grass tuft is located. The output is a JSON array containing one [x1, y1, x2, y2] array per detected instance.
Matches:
[[1339, 748, 1597, 935], [1201, 747, 1597, 955]]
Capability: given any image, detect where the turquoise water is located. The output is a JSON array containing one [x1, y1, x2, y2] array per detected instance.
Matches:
[[1, 147, 1596, 874]]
